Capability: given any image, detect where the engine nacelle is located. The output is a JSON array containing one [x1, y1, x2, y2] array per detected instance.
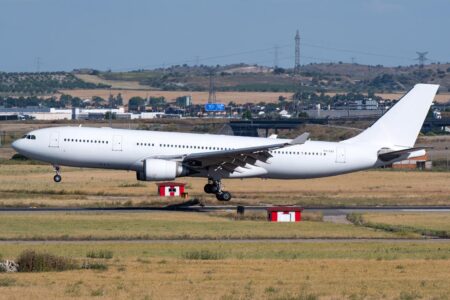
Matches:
[[137, 159, 185, 181]]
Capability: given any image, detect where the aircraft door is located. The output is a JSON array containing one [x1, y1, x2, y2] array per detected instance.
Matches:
[[112, 135, 123, 151], [49, 132, 59, 148], [335, 146, 346, 163]]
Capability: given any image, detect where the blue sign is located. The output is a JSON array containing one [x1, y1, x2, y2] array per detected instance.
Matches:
[[205, 103, 225, 112]]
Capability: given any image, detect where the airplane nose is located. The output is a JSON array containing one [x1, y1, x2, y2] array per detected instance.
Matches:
[[11, 140, 21, 152]]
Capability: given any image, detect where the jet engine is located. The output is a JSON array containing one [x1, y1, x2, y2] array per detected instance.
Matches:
[[136, 159, 186, 181]]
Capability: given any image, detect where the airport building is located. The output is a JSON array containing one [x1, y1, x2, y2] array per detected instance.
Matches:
[[0, 107, 168, 121]]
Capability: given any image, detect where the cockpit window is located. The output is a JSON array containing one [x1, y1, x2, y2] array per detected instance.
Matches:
[[23, 135, 36, 140]]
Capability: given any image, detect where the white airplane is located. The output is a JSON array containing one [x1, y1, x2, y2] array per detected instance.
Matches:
[[12, 84, 439, 201]]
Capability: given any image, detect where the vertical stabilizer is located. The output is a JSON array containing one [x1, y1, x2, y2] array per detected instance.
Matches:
[[344, 84, 439, 148]]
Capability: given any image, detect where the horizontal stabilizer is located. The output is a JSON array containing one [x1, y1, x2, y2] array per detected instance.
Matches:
[[378, 147, 428, 162]]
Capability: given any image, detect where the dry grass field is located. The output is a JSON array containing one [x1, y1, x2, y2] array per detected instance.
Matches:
[[60, 88, 450, 106], [74, 74, 151, 90], [0, 242, 449, 299], [1, 164, 450, 207], [57, 89, 294, 105]]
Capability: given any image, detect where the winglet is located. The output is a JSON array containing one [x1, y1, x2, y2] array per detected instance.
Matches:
[[290, 132, 310, 145]]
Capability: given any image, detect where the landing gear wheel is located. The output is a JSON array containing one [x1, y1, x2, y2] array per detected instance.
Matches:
[[216, 191, 232, 201], [204, 183, 219, 194], [53, 174, 62, 183], [204, 184, 213, 194]]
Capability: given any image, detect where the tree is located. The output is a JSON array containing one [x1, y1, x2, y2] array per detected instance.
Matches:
[[148, 96, 166, 107], [273, 67, 285, 74], [104, 111, 117, 120], [92, 96, 105, 107], [71, 97, 83, 107], [128, 96, 146, 112], [116, 93, 123, 106], [242, 110, 252, 120]]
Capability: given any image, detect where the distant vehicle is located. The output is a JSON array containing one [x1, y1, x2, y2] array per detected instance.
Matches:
[[17, 114, 34, 121], [433, 110, 442, 119], [12, 84, 438, 202]]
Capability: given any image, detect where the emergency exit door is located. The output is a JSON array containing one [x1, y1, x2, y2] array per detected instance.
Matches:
[[336, 147, 346, 163], [49, 132, 59, 148], [112, 135, 123, 151]]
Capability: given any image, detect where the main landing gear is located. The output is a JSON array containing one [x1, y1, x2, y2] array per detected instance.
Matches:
[[204, 179, 232, 201], [53, 165, 62, 183]]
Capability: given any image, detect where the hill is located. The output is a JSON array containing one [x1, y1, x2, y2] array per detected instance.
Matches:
[[84, 62, 450, 94]]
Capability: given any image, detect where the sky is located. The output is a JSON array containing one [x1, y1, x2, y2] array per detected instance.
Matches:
[[0, 0, 449, 72]]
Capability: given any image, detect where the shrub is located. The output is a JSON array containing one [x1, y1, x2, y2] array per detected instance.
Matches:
[[81, 262, 108, 271], [17, 250, 77, 272], [0, 277, 16, 287], [182, 250, 225, 260], [10, 153, 29, 160], [91, 288, 104, 296], [347, 213, 364, 225], [86, 250, 113, 259]]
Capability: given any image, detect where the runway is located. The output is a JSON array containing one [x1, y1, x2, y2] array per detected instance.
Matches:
[[0, 205, 449, 215]]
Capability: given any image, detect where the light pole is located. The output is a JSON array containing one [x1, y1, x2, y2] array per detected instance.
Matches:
[[446, 147, 449, 171]]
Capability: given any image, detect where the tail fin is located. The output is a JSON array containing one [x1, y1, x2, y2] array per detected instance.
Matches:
[[344, 84, 439, 148]]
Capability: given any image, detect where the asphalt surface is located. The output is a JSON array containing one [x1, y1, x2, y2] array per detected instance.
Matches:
[[0, 205, 449, 215]]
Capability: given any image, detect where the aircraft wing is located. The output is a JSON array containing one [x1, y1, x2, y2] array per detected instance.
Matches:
[[377, 147, 428, 162], [151, 133, 309, 172]]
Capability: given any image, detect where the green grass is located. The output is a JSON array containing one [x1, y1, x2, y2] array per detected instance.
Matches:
[[86, 249, 113, 259], [0, 241, 448, 260], [182, 249, 225, 260], [348, 213, 450, 238], [0, 212, 403, 240]]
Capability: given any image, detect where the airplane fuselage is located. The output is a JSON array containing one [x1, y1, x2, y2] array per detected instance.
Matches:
[[13, 126, 379, 180]]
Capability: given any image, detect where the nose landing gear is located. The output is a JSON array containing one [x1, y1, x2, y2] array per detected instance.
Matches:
[[53, 165, 62, 183], [204, 179, 232, 201]]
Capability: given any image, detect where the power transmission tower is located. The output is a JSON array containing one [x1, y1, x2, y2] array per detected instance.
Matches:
[[294, 30, 300, 74], [207, 72, 216, 104], [274, 45, 279, 69], [416, 52, 428, 68], [36, 57, 41, 73]]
